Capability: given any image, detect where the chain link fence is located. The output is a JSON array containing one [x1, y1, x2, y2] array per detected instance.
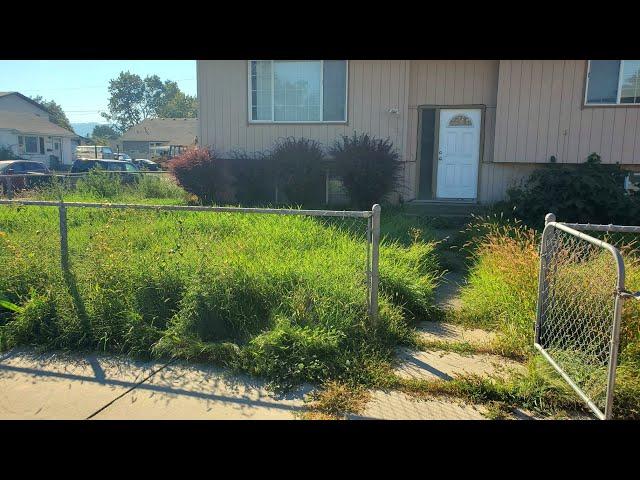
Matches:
[[0, 199, 382, 327], [535, 213, 640, 419]]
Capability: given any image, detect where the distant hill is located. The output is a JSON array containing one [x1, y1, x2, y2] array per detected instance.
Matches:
[[71, 122, 104, 137]]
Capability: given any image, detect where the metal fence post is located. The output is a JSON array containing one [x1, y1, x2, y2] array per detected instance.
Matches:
[[59, 202, 69, 271], [369, 204, 381, 326], [7, 175, 13, 200], [535, 212, 555, 344], [366, 215, 372, 311], [605, 254, 626, 419]]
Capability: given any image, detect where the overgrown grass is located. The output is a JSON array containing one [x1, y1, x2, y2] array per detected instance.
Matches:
[[452, 214, 640, 418], [18, 171, 194, 205], [303, 381, 370, 419], [387, 357, 588, 418], [0, 174, 440, 391]]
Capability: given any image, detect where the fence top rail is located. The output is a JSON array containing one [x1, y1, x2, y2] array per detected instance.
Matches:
[[545, 221, 625, 290], [0, 199, 373, 218], [0, 171, 169, 178], [558, 222, 640, 234]]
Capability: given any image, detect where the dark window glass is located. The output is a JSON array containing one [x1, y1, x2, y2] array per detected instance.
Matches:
[[586, 61, 620, 104], [25, 136, 38, 153], [322, 60, 347, 121]]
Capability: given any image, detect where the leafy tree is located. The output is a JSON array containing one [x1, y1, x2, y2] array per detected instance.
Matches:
[[157, 90, 198, 118], [30, 96, 74, 132], [101, 71, 146, 133], [90, 124, 120, 144], [102, 71, 197, 133]]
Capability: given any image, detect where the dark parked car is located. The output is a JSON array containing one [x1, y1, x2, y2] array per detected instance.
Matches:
[[132, 158, 160, 171], [71, 159, 140, 183], [0, 160, 51, 193]]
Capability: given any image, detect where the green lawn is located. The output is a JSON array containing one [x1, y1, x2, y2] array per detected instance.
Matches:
[[0, 175, 441, 390]]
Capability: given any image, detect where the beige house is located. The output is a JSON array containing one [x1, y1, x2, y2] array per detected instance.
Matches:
[[0, 92, 79, 167], [120, 118, 199, 159], [197, 60, 640, 205]]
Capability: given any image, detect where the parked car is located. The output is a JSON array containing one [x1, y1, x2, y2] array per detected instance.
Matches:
[[114, 153, 133, 162], [75, 145, 114, 160], [0, 160, 52, 192], [132, 158, 160, 171], [71, 159, 140, 183]]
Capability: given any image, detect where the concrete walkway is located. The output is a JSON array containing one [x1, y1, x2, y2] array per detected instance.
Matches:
[[0, 349, 309, 420], [354, 269, 530, 420]]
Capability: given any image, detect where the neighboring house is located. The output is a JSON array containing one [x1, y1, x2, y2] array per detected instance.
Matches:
[[119, 118, 198, 159], [197, 60, 640, 205], [0, 92, 79, 167]]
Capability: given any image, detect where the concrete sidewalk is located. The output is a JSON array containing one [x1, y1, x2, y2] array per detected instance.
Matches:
[[0, 349, 309, 420]]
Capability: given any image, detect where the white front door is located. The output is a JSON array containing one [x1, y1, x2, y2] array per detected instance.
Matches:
[[52, 137, 62, 163], [436, 109, 481, 199]]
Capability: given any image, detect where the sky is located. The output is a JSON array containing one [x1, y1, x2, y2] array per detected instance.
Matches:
[[0, 60, 197, 124]]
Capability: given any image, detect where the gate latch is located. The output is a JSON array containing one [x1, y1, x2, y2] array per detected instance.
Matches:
[[618, 289, 640, 300]]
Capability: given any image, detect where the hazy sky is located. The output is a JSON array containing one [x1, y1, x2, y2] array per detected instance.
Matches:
[[0, 60, 197, 124]]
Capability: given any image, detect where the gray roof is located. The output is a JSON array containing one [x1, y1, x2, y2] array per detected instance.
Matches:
[[0, 92, 51, 114], [0, 111, 77, 137], [120, 118, 198, 145]]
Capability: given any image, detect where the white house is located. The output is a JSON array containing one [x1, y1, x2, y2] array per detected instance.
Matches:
[[0, 92, 78, 168]]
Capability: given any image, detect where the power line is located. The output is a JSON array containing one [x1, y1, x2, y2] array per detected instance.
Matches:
[[18, 78, 196, 93]]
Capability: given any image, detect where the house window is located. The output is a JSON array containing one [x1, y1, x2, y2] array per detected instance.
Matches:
[[248, 60, 348, 122], [585, 60, 640, 105], [18, 135, 40, 154]]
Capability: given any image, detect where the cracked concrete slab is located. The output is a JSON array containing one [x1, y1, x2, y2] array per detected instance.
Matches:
[[416, 321, 497, 347], [394, 347, 525, 381], [91, 361, 310, 420], [349, 390, 487, 420], [0, 349, 163, 419]]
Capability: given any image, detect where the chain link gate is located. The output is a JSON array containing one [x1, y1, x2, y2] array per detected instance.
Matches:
[[535, 213, 640, 419]]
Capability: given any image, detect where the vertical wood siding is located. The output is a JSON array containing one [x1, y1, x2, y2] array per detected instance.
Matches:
[[405, 60, 500, 202], [197, 60, 410, 158], [494, 60, 640, 164], [200, 60, 630, 205]]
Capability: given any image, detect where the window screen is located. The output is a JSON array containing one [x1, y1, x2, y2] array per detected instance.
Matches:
[[620, 60, 640, 104]]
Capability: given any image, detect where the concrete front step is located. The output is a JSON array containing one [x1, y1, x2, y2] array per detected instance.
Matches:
[[416, 321, 497, 347], [402, 201, 486, 217]]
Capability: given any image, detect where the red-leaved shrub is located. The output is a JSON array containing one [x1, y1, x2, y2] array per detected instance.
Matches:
[[168, 147, 234, 204]]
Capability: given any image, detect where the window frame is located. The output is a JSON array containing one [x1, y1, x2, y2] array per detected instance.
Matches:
[[247, 60, 349, 124], [19, 135, 41, 154], [584, 60, 640, 107]]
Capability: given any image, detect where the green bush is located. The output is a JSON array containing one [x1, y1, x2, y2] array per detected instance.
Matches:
[[75, 168, 123, 199], [495, 153, 639, 228], [136, 175, 189, 200], [0, 145, 22, 160], [330, 133, 402, 209]]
